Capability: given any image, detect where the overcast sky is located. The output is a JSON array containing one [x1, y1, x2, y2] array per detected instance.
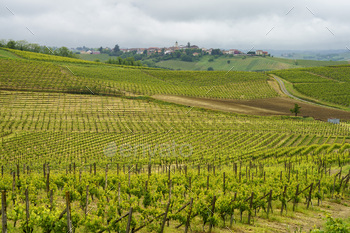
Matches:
[[1, 0, 350, 50]]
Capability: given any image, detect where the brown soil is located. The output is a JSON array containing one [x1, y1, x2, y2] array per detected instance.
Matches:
[[152, 95, 350, 121]]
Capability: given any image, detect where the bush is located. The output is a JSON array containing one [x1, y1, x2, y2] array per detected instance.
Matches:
[[311, 216, 350, 233], [207, 67, 214, 71]]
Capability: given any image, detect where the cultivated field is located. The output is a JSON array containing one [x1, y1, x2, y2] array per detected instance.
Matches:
[[0, 49, 349, 232]]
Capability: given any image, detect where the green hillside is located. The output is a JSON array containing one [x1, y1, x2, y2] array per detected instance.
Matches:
[[271, 66, 350, 109], [0, 48, 349, 233], [152, 55, 348, 71], [76, 52, 348, 72]]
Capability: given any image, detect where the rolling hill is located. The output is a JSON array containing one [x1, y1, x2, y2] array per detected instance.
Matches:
[[0, 48, 349, 233]]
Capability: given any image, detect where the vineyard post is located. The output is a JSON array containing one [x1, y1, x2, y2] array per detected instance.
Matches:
[[93, 163, 96, 175], [288, 166, 291, 182], [85, 185, 89, 216], [332, 173, 340, 198], [50, 190, 53, 211], [25, 188, 29, 230], [128, 172, 131, 200], [307, 183, 313, 209], [267, 190, 273, 216], [281, 185, 287, 215], [126, 207, 133, 233], [197, 165, 200, 175], [118, 183, 121, 206], [296, 170, 298, 181], [12, 172, 15, 194], [1, 166, 3, 177], [317, 180, 321, 206], [43, 163, 46, 178], [248, 192, 254, 225], [66, 191, 73, 233], [16, 164, 19, 180], [169, 179, 172, 201], [209, 195, 216, 233], [1, 190, 7, 233], [223, 172, 226, 193], [184, 197, 193, 233], [305, 169, 308, 183], [168, 166, 171, 181], [230, 192, 237, 227], [293, 184, 299, 211], [105, 164, 108, 190], [46, 172, 50, 193], [207, 175, 209, 190], [280, 171, 282, 181], [246, 166, 248, 179], [160, 202, 170, 233]]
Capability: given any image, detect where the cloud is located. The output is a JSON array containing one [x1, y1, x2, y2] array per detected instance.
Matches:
[[1, 0, 350, 50]]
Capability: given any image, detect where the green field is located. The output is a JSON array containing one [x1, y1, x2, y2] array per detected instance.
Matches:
[[79, 53, 120, 62], [271, 66, 350, 108], [76, 53, 349, 72], [152, 55, 348, 71], [0, 48, 349, 232]]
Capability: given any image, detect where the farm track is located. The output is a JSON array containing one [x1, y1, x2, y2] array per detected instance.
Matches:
[[270, 74, 341, 109], [152, 88, 350, 121]]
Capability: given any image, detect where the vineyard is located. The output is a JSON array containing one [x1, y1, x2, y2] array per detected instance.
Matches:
[[69, 65, 278, 99], [0, 49, 349, 232], [271, 66, 350, 108]]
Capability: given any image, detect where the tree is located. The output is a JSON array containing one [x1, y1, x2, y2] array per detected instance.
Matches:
[[207, 67, 214, 71], [55, 47, 71, 57], [290, 104, 301, 116], [187, 42, 191, 48], [7, 40, 16, 49], [113, 44, 120, 52], [211, 49, 222, 55]]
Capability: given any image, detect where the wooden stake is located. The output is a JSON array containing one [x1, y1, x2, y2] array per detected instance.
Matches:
[[2, 191, 7, 233], [66, 192, 73, 233], [184, 198, 193, 233]]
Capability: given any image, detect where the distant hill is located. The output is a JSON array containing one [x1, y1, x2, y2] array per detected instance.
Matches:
[[78, 53, 348, 71], [150, 55, 348, 71]]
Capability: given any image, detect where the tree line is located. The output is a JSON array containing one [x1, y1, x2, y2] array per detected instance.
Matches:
[[0, 39, 77, 58]]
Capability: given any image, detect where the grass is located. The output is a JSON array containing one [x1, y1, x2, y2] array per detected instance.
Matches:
[[144, 55, 348, 71], [0, 48, 21, 59], [78, 53, 120, 62]]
